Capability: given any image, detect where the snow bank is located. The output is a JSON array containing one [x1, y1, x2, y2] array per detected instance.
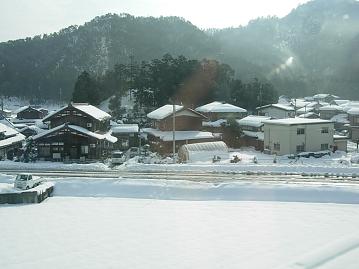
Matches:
[[51, 177, 359, 204], [0, 160, 110, 171]]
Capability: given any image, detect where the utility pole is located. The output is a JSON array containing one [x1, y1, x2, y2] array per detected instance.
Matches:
[[172, 101, 176, 164]]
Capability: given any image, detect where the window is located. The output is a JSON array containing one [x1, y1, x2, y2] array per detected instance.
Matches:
[[81, 145, 89, 154], [321, 127, 329, 134], [38, 146, 51, 157], [274, 143, 280, 151], [87, 122, 92, 128], [321, 144, 329, 150], [297, 128, 305, 135], [296, 144, 305, 153]]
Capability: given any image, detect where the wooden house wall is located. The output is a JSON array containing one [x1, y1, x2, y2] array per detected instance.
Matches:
[[156, 116, 202, 131], [17, 108, 44, 120], [113, 133, 139, 150], [35, 129, 113, 161]]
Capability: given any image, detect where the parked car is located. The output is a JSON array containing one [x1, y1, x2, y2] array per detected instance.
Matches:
[[111, 151, 126, 165], [14, 173, 44, 190]]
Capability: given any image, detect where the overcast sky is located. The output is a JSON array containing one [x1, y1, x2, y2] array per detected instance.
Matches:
[[0, 0, 310, 42]]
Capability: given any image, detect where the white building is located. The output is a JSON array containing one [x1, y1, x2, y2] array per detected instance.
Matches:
[[263, 118, 334, 156], [256, 104, 295, 119]]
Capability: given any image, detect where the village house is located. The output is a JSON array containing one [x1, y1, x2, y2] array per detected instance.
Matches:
[[236, 115, 271, 151], [312, 94, 340, 104], [263, 118, 335, 156], [256, 104, 295, 119], [0, 123, 26, 160], [195, 101, 247, 121], [19, 125, 44, 138], [143, 104, 214, 154], [111, 124, 139, 150], [319, 105, 345, 120], [32, 103, 116, 161], [347, 108, 359, 142], [16, 106, 48, 120]]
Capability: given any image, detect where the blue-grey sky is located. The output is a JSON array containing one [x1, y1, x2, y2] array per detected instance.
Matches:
[[0, 0, 310, 42]]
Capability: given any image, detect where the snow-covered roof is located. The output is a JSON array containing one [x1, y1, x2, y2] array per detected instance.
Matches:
[[256, 103, 294, 111], [264, 118, 332, 126], [0, 123, 25, 148], [72, 103, 111, 121], [0, 122, 19, 137], [333, 134, 349, 140], [147, 105, 183, 120], [14, 106, 30, 114], [195, 101, 247, 113], [143, 128, 214, 142], [33, 124, 117, 143], [319, 105, 344, 111], [347, 107, 359, 115], [330, 114, 349, 124], [313, 93, 339, 99], [43, 103, 111, 122], [291, 99, 311, 108], [19, 125, 44, 134], [242, 130, 264, 141], [331, 100, 350, 106], [202, 119, 227, 128], [298, 112, 319, 119], [297, 106, 314, 113], [111, 124, 139, 134], [236, 115, 271, 128]]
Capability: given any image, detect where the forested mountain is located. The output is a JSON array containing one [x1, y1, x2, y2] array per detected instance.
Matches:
[[0, 0, 359, 101]]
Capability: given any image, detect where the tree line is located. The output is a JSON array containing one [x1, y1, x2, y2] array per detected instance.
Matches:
[[72, 54, 278, 116]]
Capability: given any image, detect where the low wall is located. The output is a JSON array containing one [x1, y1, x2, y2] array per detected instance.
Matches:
[[0, 184, 54, 204]]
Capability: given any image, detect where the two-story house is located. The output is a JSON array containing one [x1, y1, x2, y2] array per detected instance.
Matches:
[[32, 103, 116, 161], [143, 104, 214, 154], [263, 118, 334, 156]]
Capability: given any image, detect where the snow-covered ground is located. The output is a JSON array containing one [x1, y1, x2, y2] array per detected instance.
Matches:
[[1, 198, 359, 268], [1, 174, 359, 268], [1, 146, 359, 177], [2, 96, 64, 114], [119, 147, 359, 177]]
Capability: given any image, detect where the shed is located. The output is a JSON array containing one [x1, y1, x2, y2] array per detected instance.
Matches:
[[178, 141, 228, 163]]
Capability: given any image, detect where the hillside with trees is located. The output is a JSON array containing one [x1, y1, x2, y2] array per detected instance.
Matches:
[[1, 0, 359, 101], [72, 54, 277, 114]]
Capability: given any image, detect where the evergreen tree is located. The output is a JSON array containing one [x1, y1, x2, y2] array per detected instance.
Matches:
[[72, 71, 100, 105]]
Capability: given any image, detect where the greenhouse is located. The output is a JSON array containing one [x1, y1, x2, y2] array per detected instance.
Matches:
[[178, 141, 229, 163]]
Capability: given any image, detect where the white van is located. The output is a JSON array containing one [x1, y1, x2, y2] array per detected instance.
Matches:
[[14, 173, 44, 190], [111, 151, 126, 165]]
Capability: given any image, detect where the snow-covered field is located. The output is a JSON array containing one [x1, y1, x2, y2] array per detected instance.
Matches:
[[1, 174, 359, 268]]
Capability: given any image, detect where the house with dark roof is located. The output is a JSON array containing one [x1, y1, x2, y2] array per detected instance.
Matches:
[[16, 106, 47, 120], [33, 103, 116, 161]]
